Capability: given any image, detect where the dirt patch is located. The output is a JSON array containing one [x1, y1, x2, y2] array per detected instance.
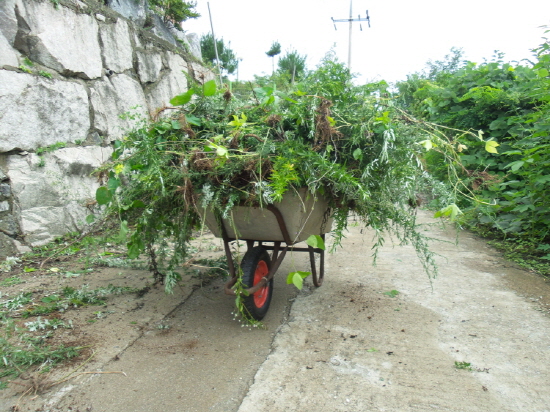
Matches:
[[0, 233, 230, 410]]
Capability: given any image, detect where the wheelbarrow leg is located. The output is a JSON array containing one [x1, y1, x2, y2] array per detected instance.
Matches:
[[218, 217, 240, 294], [308, 234, 325, 287], [271, 241, 282, 262]]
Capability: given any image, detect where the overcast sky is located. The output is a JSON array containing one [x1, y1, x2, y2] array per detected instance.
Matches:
[[183, 0, 550, 84]]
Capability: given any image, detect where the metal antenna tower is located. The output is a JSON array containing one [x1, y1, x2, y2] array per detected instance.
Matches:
[[331, 0, 371, 70]]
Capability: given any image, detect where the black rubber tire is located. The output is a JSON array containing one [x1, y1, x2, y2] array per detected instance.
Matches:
[[241, 246, 273, 320]]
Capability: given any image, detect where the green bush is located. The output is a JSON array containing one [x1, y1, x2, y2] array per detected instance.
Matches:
[[397, 32, 550, 243]]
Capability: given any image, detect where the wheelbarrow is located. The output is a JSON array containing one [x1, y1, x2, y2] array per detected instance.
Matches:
[[200, 188, 333, 320]]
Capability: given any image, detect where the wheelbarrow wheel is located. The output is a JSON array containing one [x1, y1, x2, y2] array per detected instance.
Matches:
[[241, 246, 273, 320]]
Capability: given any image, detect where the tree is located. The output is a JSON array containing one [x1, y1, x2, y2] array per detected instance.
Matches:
[[149, 0, 200, 30], [200, 33, 238, 75], [278, 49, 307, 83], [266, 41, 281, 74], [424, 47, 465, 80]]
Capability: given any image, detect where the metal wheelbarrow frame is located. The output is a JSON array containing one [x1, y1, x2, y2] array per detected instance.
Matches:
[[200, 188, 333, 320]]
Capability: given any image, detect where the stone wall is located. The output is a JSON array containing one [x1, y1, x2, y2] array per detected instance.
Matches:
[[0, 0, 214, 258]]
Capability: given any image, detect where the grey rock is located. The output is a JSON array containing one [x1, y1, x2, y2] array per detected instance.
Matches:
[[86, 131, 104, 145], [6, 147, 112, 246], [19, 206, 81, 245], [0, 71, 89, 152], [186, 32, 202, 60], [0, 30, 19, 67], [146, 52, 188, 112], [0, 0, 17, 45], [14, 239, 31, 254], [106, 0, 148, 27], [90, 73, 149, 138], [166, 20, 191, 51], [0, 232, 18, 259], [100, 18, 133, 73], [136, 50, 163, 83], [0, 0, 213, 249], [190, 62, 216, 83], [148, 14, 176, 46], [0, 183, 10, 198], [0, 213, 18, 236], [74, 1, 88, 10], [14, 0, 103, 79]]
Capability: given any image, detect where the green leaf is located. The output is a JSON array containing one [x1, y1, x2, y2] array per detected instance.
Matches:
[[505, 160, 524, 171], [185, 114, 202, 126], [203, 80, 217, 96], [171, 120, 181, 130], [117, 220, 129, 242], [418, 139, 434, 151], [375, 111, 391, 125], [279, 92, 298, 104], [286, 271, 310, 289], [206, 142, 229, 158], [127, 237, 144, 259], [228, 113, 247, 128], [306, 234, 325, 250], [216, 145, 229, 157], [383, 290, 400, 298], [353, 148, 362, 160], [434, 203, 463, 222], [86, 214, 96, 224], [170, 89, 195, 106], [255, 86, 274, 97], [537, 68, 549, 78], [454, 361, 472, 370], [96, 187, 113, 205], [107, 177, 120, 191], [262, 95, 275, 106], [132, 200, 146, 208], [23, 267, 37, 273], [485, 140, 500, 154], [535, 175, 550, 184]]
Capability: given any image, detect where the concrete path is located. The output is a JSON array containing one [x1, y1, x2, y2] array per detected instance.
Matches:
[[8, 210, 550, 412]]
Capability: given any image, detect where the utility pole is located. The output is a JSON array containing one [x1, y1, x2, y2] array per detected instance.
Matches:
[[331, 0, 370, 70]]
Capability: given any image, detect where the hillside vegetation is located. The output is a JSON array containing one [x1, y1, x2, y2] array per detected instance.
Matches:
[[395, 32, 550, 274]]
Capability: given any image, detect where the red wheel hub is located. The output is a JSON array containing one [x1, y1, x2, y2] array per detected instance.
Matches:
[[253, 260, 269, 307]]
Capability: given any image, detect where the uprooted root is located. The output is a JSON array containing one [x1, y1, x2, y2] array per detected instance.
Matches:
[[466, 170, 501, 191], [314, 99, 343, 150]]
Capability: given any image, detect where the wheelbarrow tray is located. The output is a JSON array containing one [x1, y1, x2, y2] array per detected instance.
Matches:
[[199, 188, 332, 320], [200, 188, 333, 244]]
